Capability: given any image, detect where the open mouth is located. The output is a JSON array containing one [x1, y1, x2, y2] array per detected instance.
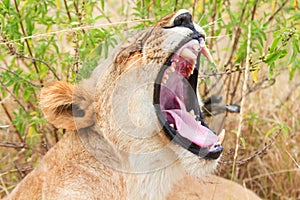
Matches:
[[154, 38, 224, 160]]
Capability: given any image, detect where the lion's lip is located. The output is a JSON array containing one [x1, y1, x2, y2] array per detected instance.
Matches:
[[154, 39, 223, 159]]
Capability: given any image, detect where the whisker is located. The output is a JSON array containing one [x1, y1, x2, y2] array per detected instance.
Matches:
[[206, 34, 232, 40], [201, 17, 223, 29], [198, 14, 205, 25]]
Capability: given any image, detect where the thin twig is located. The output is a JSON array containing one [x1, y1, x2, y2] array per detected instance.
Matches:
[[73, 0, 86, 34], [231, 21, 252, 180], [266, 0, 290, 24], [221, 133, 277, 165], [192, 0, 196, 17], [285, 149, 300, 168], [174, 0, 178, 12], [95, 5, 112, 23], [0, 33, 16, 55], [0, 176, 9, 196], [251, 0, 259, 21], [199, 64, 256, 78], [0, 141, 25, 149], [14, 163, 27, 178], [71, 32, 81, 77], [0, 66, 40, 87], [13, 0, 41, 84], [0, 19, 153, 45], [234, 78, 275, 104], [230, 71, 242, 104], [0, 141, 44, 155], [1, 34, 59, 81], [0, 167, 32, 177], [277, 82, 300, 108], [222, 1, 248, 121], [0, 95, 24, 143], [0, 78, 26, 112], [0, 96, 13, 123], [243, 168, 300, 184], [223, 0, 248, 69], [209, 0, 217, 49], [16, 54, 60, 80], [63, 0, 72, 21]]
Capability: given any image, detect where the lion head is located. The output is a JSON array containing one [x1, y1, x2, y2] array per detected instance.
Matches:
[[40, 9, 225, 197]]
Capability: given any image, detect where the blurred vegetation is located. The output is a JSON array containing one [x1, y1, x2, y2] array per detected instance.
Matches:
[[0, 0, 299, 199]]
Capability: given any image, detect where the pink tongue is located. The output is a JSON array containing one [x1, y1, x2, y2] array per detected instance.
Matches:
[[163, 97, 218, 148]]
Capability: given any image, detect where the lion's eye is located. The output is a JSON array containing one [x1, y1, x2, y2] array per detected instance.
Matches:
[[173, 13, 192, 27]]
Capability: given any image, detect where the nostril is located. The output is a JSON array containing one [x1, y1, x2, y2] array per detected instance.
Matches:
[[192, 34, 205, 43]]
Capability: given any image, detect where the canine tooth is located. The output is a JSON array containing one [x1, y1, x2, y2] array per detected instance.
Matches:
[[218, 129, 225, 144], [167, 65, 175, 73], [170, 124, 174, 128], [171, 62, 176, 70], [189, 109, 195, 117], [181, 48, 197, 61], [162, 74, 169, 84], [200, 41, 214, 63], [189, 71, 194, 76], [187, 65, 194, 76]]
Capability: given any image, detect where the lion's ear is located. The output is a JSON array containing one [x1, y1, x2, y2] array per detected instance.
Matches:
[[40, 81, 94, 131]]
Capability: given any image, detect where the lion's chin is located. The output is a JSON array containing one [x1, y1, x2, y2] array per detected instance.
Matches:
[[171, 144, 219, 177], [154, 39, 224, 160]]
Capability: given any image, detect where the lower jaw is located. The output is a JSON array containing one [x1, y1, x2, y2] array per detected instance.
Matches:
[[172, 143, 220, 177]]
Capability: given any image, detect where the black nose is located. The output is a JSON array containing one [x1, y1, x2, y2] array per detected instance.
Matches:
[[173, 12, 193, 27], [204, 144, 223, 160], [173, 12, 205, 42]]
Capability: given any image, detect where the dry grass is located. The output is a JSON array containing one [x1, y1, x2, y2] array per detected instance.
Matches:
[[215, 70, 300, 199]]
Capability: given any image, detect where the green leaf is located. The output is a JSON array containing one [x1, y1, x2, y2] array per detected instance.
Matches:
[[264, 50, 287, 64], [269, 37, 280, 52], [288, 48, 297, 65], [101, 0, 104, 10], [280, 124, 291, 137], [3, 0, 10, 10], [25, 15, 34, 35], [265, 127, 278, 138], [13, 82, 20, 98], [240, 137, 246, 149], [231, 130, 246, 148], [268, 63, 275, 78]]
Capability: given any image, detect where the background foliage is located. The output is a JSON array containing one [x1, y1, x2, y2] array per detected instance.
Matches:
[[0, 0, 299, 199]]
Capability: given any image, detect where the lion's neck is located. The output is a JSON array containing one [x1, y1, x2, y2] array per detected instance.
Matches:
[[126, 162, 185, 200]]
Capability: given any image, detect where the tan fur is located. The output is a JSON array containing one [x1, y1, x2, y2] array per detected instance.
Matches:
[[168, 175, 260, 200], [40, 81, 95, 130], [8, 131, 126, 200], [7, 10, 260, 200]]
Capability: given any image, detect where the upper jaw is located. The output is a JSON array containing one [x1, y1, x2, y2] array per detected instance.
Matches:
[[153, 38, 224, 160]]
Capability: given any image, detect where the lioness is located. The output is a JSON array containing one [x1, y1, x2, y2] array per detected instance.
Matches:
[[7, 9, 260, 200]]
